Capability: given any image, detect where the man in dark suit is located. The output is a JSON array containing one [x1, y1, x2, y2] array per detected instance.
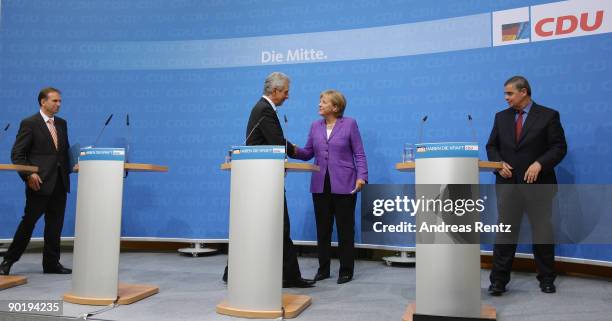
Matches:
[[223, 72, 314, 288], [486, 76, 567, 295], [0, 87, 72, 275]]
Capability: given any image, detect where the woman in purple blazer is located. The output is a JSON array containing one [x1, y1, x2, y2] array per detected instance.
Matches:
[[294, 90, 368, 284]]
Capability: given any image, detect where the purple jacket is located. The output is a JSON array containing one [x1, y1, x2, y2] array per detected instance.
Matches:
[[294, 117, 368, 194]]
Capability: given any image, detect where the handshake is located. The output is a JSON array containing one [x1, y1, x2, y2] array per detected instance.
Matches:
[[289, 143, 298, 157]]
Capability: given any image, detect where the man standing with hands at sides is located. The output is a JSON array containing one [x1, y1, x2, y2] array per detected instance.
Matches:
[[486, 76, 567, 296], [223, 72, 315, 288], [0, 88, 72, 275]]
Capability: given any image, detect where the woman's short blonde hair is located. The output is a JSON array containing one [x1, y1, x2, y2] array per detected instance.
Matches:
[[321, 89, 347, 117]]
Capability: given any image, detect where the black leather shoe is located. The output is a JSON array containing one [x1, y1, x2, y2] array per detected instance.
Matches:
[[0, 260, 13, 275], [283, 278, 315, 288], [43, 263, 71, 274], [222, 266, 228, 283], [337, 275, 353, 284], [488, 282, 506, 296], [314, 271, 330, 281], [540, 283, 556, 294]]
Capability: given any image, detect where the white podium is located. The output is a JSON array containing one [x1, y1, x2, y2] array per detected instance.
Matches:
[[216, 146, 317, 319], [63, 148, 167, 305], [396, 142, 500, 321], [0, 164, 37, 291]]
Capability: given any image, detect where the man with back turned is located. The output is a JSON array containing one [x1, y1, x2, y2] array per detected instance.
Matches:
[[0, 87, 72, 275], [486, 76, 567, 295]]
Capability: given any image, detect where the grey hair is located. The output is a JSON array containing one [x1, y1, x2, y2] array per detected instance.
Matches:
[[262, 72, 290, 95]]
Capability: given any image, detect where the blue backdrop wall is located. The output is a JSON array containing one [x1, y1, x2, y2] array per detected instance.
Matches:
[[1, 0, 611, 261]]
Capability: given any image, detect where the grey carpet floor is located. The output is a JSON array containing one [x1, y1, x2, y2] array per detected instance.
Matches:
[[0, 252, 611, 321]]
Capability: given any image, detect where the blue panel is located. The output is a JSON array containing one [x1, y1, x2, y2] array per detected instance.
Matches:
[[1, 0, 611, 263], [415, 142, 479, 159], [231, 145, 285, 160], [79, 147, 125, 162]]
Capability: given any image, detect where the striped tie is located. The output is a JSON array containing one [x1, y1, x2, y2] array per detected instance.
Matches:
[[47, 118, 59, 150], [515, 110, 524, 143]]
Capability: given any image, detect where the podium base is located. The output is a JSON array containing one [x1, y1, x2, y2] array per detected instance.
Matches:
[[63, 283, 159, 305], [178, 243, 218, 257], [403, 303, 496, 321], [383, 251, 416, 266], [216, 293, 311, 319], [0, 275, 27, 290]]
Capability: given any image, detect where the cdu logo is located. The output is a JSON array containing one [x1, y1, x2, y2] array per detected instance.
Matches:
[[531, 0, 610, 42], [493, 0, 611, 47]]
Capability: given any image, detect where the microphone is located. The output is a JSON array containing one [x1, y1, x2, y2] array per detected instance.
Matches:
[[126, 113, 131, 157], [283, 114, 289, 160], [93, 114, 113, 147], [418, 115, 428, 144], [0, 123, 9, 144], [244, 116, 265, 145], [467, 114, 477, 143], [124, 114, 131, 177]]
